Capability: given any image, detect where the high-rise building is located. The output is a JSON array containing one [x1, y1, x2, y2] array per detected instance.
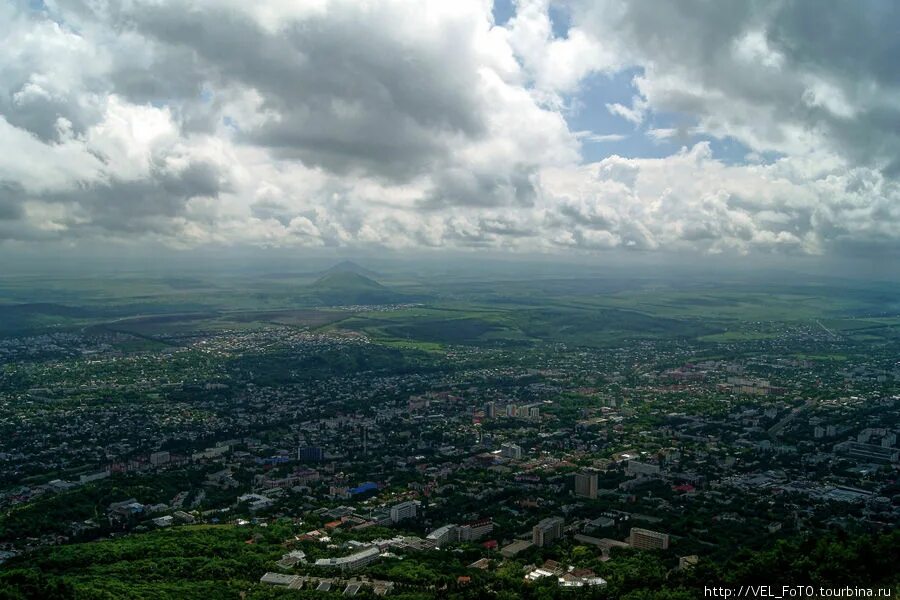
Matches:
[[500, 443, 522, 460], [149, 451, 170, 466], [506, 404, 517, 418], [390, 500, 418, 523], [629, 527, 669, 550], [299, 446, 325, 463], [528, 406, 540, 419], [532, 516, 564, 547], [426, 524, 458, 547], [362, 426, 368, 456], [574, 471, 598, 499], [485, 402, 496, 419], [458, 518, 493, 541]]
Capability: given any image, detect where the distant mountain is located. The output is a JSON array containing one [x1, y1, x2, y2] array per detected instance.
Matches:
[[308, 271, 404, 305], [312, 271, 386, 292], [319, 260, 379, 278]]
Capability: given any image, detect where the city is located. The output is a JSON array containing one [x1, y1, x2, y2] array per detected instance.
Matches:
[[2, 0, 899, 597], [0, 263, 897, 598]]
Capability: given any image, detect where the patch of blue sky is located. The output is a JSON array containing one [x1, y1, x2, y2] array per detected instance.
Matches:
[[492, 0, 570, 37], [563, 68, 668, 162], [492, 0, 515, 26], [565, 69, 780, 165], [642, 111, 782, 165], [547, 3, 571, 38], [222, 115, 239, 133]]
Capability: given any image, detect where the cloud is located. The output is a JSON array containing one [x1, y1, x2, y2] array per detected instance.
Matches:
[[575, 131, 627, 143], [571, 0, 900, 172], [504, 0, 618, 99], [544, 143, 900, 255], [94, 0, 524, 180], [605, 99, 646, 125], [0, 0, 897, 259]]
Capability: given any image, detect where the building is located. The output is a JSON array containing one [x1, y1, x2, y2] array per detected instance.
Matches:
[[722, 377, 778, 396], [349, 481, 378, 495], [172, 510, 195, 523], [238, 493, 274, 512], [484, 402, 496, 419], [426, 524, 457, 547], [152, 515, 173, 527], [259, 572, 300, 587], [458, 518, 493, 541], [500, 443, 522, 460], [532, 516, 564, 547], [390, 500, 418, 523], [558, 569, 607, 589], [626, 460, 661, 477], [500, 540, 534, 558], [833, 441, 899, 463], [586, 516, 615, 531], [149, 451, 171, 466], [313, 546, 381, 572], [79, 470, 110, 484], [574, 471, 598, 499], [108, 498, 144, 518], [574, 534, 630, 558], [299, 446, 325, 462], [629, 527, 669, 550]]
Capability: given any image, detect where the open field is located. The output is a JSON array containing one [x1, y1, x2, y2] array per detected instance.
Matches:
[[1, 270, 896, 351]]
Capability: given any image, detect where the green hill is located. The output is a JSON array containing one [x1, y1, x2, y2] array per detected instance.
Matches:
[[319, 260, 379, 278], [308, 271, 404, 305]]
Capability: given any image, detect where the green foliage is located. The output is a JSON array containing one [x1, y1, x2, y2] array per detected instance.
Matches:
[[1, 529, 898, 599], [0, 472, 208, 542], [307, 272, 407, 305], [0, 525, 281, 599]]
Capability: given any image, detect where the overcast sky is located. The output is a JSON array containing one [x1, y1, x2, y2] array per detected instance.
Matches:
[[2, 0, 899, 262]]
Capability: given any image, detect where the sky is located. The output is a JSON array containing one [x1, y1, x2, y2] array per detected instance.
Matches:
[[2, 0, 899, 264]]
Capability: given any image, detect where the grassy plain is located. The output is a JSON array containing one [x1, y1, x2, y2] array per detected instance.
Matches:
[[1, 268, 896, 350]]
